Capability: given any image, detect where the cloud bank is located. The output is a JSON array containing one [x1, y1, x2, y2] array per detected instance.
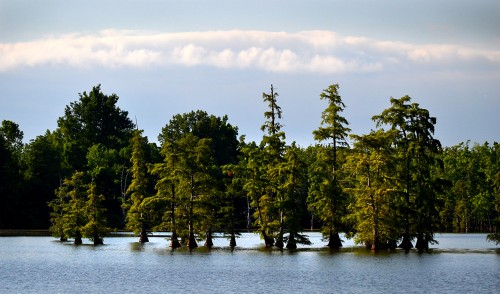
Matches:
[[1, 30, 498, 73]]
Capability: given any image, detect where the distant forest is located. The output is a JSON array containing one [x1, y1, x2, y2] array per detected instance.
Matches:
[[0, 84, 498, 249]]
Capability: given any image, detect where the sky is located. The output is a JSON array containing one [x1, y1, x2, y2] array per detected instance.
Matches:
[[1, 0, 499, 147]]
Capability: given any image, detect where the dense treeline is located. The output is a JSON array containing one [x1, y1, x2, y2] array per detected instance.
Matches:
[[0, 84, 498, 248]]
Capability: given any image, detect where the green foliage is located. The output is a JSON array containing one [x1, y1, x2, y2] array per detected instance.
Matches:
[[345, 130, 399, 249], [373, 95, 443, 250], [1, 83, 497, 249], [0, 120, 25, 228], [56, 172, 87, 241], [308, 84, 351, 247], [124, 130, 153, 236]]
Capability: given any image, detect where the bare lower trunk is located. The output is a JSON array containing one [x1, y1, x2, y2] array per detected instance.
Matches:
[[398, 233, 413, 251], [93, 227, 103, 245], [263, 231, 274, 247], [275, 228, 284, 249], [170, 230, 181, 248], [370, 233, 384, 250], [229, 232, 237, 247], [415, 233, 429, 252], [139, 222, 149, 243], [74, 229, 82, 245], [327, 232, 342, 249], [187, 231, 198, 248], [286, 232, 297, 249], [204, 229, 213, 248], [93, 236, 103, 245]]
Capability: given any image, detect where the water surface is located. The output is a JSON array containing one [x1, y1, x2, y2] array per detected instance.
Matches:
[[0, 233, 498, 293]]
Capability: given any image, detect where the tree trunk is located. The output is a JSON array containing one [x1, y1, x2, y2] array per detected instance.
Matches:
[[286, 232, 297, 249], [275, 229, 284, 249], [204, 229, 213, 248], [386, 239, 398, 250], [415, 233, 429, 252], [93, 228, 103, 245], [93, 236, 103, 245], [327, 232, 343, 249], [187, 231, 198, 248], [59, 236, 68, 242], [398, 233, 413, 251], [229, 232, 237, 247], [370, 233, 384, 250], [74, 229, 82, 245], [139, 222, 149, 243], [170, 230, 181, 248], [263, 231, 274, 247]]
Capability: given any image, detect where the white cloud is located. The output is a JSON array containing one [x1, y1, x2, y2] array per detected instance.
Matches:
[[0, 30, 498, 73]]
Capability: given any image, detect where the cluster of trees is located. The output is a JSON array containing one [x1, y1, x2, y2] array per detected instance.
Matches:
[[0, 84, 498, 249]]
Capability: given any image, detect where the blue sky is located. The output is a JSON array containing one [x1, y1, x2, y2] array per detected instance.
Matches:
[[1, 0, 499, 146]]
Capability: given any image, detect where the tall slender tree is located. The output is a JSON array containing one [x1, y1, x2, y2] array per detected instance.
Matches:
[[260, 84, 287, 248], [309, 83, 350, 249], [124, 130, 152, 243]]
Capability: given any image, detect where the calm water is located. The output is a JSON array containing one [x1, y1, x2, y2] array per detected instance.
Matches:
[[0, 233, 498, 293]]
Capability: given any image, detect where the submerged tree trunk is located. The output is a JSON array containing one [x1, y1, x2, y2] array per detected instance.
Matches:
[[263, 231, 274, 247], [187, 177, 197, 249], [275, 228, 284, 249], [286, 232, 297, 249], [93, 234, 103, 245], [204, 229, 213, 248], [370, 233, 384, 251], [229, 231, 237, 247], [74, 229, 82, 245], [327, 231, 343, 249], [398, 233, 413, 251], [187, 231, 198, 248], [139, 222, 149, 243], [415, 233, 429, 252], [170, 230, 181, 248]]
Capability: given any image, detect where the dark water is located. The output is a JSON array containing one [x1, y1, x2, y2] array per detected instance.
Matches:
[[0, 233, 498, 293]]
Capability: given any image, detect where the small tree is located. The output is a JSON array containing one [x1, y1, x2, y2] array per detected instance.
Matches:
[[59, 172, 87, 244], [82, 181, 109, 245]]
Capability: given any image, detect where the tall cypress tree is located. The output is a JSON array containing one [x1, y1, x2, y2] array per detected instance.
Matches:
[[373, 95, 443, 251], [309, 84, 350, 249]]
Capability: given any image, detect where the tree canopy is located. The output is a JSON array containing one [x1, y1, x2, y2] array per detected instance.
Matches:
[[1, 84, 498, 249]]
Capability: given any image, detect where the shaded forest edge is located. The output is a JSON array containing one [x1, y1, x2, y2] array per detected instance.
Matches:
[[0, 84, 498, 249]]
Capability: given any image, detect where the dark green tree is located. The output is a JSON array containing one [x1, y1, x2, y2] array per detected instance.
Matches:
[[0, 120, 24, 228], [154, 111, 239, 247], [373, 95, 443, 251], [23, 131, 63, 229], [56, 85, 135, 227]]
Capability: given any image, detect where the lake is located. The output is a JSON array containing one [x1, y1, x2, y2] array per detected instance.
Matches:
[[0, 233, 498, 293]]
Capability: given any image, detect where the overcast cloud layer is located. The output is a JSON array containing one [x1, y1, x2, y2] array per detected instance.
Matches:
[[2, 30, 499, 74]]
